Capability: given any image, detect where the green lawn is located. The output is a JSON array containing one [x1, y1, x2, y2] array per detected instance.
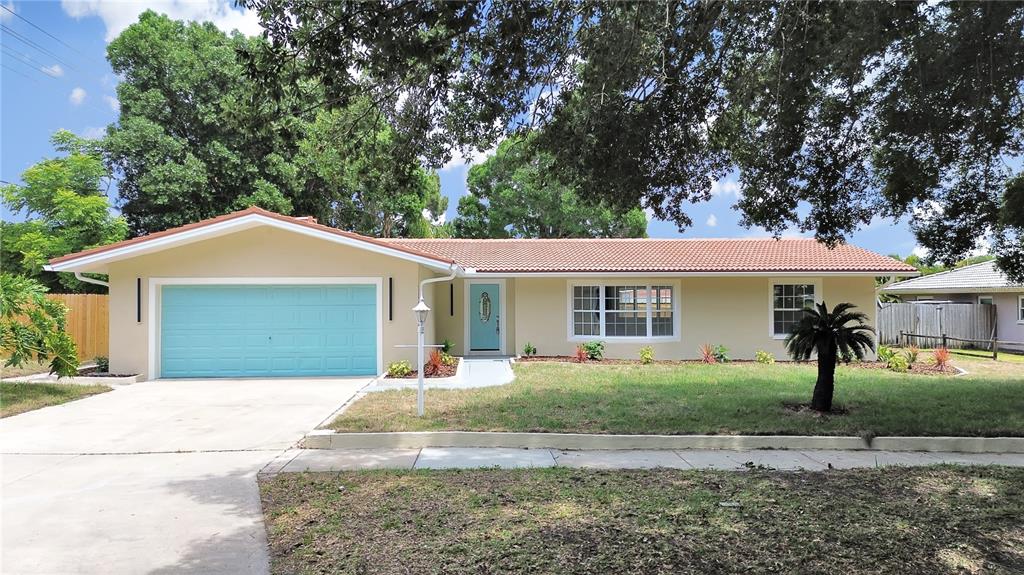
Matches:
[[330, 362, 1024, 437], [0, 382, 110, 418], [261, 466, 1024, 575]]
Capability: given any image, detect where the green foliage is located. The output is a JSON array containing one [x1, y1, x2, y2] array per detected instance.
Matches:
[[104, 11, 444, 237], [249, 2, 1024, 281], [877, 346, 896, 363], [441, 338, 454, 354], [453, 135, 646, 238], [1, 131, 128, 292], [754, 350, 775, 365], [712, 345, 730, 363], [581, 341, 605, 361], [522, 342, 537, 357], [440, 351, 458, 368], [386, 361, 413, 378], [0, 274, 79, 377], [94, 356, 110, 373], [639, 346, 654, 365], [904, 346, 920, 366], [887, 354, 909, 373]]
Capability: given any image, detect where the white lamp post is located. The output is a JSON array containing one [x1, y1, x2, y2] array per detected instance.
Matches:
[[412, 297, 431, 417]]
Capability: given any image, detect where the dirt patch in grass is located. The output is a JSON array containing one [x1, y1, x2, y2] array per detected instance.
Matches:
[[261, 466, 1024, 575], [1, 382, 110, 418]]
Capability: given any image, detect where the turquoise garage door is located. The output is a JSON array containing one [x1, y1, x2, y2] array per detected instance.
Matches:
[[160, 284, 377, 378]]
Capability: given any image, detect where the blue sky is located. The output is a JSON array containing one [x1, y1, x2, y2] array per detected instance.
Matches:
[[1, 0, 924, 257]]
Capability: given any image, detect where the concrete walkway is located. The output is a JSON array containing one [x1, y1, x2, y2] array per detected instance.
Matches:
[[264, 446, 1024, 474], [365, 357, 514, 391]]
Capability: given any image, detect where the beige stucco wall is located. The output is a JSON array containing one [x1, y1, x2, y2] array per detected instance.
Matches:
[[107, 226, 440, 379], [512, 275, 878, 361]]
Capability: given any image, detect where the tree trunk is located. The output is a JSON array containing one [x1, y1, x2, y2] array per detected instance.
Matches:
[[811, 340, 837, 412]]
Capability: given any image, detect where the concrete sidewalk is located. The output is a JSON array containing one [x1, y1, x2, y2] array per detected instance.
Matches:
[[263, 447, 1024, 474]]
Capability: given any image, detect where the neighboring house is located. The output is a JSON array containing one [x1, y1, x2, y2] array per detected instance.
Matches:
[[880, 260, 1024, 351], [46, 207, 915, 379]]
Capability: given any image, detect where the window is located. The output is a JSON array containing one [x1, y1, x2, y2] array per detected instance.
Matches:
[[571, 283, 675, 339], [1018, 295, 1024, 323], [978, 296, 994, 305], [772, 283, 816, 337]]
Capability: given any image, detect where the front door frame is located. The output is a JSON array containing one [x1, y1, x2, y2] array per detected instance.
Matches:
[[464, 278, 507, 355]]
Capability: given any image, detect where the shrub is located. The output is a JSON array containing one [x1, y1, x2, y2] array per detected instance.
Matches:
[[425, 349, 446, 375], [574, 344, 588, 363], [386, 360, 412, 377], [582, 341, 605, 360], [699, 343, 717, 364], [754, 350, 775, 365], [0, 273, 79, 377], [95, 356, 110, 373], [877, 345, 895, 363], [904, 345, 919, 366], [933, 347, 951, 371], [441, 338, 454, 354], [639, 346, 654, 364], [712, 344, 730, 363], [522, 342, 537, 356], [887, 354, 909, 373], [440, 351, 458, 367]]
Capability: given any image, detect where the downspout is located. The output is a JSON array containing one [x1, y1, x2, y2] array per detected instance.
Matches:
[[74, 272, 109, 289], [418, 264, 460, 303]]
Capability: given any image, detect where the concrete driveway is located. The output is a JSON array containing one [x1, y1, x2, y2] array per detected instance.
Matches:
[[1, 378, 369, 574]]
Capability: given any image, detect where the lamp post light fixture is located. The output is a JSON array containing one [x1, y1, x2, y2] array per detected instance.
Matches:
[[412, 298, 431, 416]]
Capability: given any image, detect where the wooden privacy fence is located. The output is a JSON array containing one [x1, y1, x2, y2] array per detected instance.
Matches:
[[48, 294, 108, 360], [877, 301, 995, 348]]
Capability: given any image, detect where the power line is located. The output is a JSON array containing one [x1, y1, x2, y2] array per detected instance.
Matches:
[[2, 62, 39, 83], [1, 24, 76, 72], [0, 4, 82, 56], [1, 42, 59, 77]]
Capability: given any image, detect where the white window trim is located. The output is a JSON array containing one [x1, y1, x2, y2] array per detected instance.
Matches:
[[147, 276, 384, 379], [1018, 294, 1024, 324], [464, 278, 507, 355], [978, 295, 994, 305], [566, 281, 681, 343], [768, 278, 823, 340]]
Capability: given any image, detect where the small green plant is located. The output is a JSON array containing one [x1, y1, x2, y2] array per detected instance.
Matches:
[[904, 345, 919, 366], [440, 351, 458, 367], [441, 338, 454, 354], [386, 360, 413, 377], [754, 350, 775, 365], [574, 344, 588, 363], [886, 354, 909, 373], [698, 343, 717, 364], [877, 345, 895, 363], [522, 342, 537, 356], [639, 346, 654, 364], [712, 344, 730, 363], [94, 356, 110, 373], [582, 341, 605, 361]]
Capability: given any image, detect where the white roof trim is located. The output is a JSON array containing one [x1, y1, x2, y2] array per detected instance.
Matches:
[[44, 213, 458, 273]]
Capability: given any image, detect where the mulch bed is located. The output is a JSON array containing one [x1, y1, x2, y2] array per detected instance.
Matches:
[[395, 364, 457, 379], [518, 355, 950, 375]]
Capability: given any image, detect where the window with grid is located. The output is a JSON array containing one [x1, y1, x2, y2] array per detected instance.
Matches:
[[772, 283, 815, 336], [1019, 295, 1024, 322], [571, 284, 674, 338]]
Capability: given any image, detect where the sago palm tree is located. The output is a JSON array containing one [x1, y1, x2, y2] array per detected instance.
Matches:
[[784, 301, 875, 412]]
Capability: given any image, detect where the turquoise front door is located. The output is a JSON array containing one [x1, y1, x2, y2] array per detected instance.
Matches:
[[469, 283, 501, 351], [160, 284, 377, 378]]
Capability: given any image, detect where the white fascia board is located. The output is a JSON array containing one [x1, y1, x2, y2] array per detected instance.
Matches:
[[45, 214, 457, 273], [461, 270, 916, 278]]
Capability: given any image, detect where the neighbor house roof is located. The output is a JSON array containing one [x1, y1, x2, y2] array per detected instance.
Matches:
[[47, 207, 916, 276], [881, 260, 1020, 293], [386, 237, 916, 274]]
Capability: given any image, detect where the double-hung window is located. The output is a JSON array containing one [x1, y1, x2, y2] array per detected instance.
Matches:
[[571, 284, 675, 339], [1018, 295, 1024, 323], [771, 282, 816, 338]]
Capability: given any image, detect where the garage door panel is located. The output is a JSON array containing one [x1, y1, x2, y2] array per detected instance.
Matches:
[[160, 284, 377, 378]]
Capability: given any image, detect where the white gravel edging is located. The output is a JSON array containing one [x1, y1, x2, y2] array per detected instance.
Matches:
[[301, 431, 1024, 453]]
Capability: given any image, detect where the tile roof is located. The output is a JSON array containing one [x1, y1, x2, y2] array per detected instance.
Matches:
[[386, 237, 916, 274], [882, 261, 1020, 292]]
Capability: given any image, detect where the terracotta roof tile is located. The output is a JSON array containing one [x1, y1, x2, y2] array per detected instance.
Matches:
[[386, 237, 916, 274]]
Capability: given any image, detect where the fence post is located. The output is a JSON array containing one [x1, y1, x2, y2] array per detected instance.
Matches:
[[941, 334, 947, 348], [899, 330, 904, 347], [992, 338, 998, 361]]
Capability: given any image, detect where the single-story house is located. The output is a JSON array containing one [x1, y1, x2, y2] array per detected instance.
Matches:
[[46, 207, 916, 379], [880, 260, 1024, 351]]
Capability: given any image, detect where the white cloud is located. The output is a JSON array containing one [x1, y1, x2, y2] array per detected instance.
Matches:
[[440, 143, 499, 172], [81, 126, 106, 139], [706, 214, 718, 227], [69, 87, 87, 105], [103, 95, 119, 112], [1, 1, 15, 23], [911, 245, 929, 258], [709, 177, 741, 197], [41, 64, 64, 77], [61, 0, 263, 42]]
